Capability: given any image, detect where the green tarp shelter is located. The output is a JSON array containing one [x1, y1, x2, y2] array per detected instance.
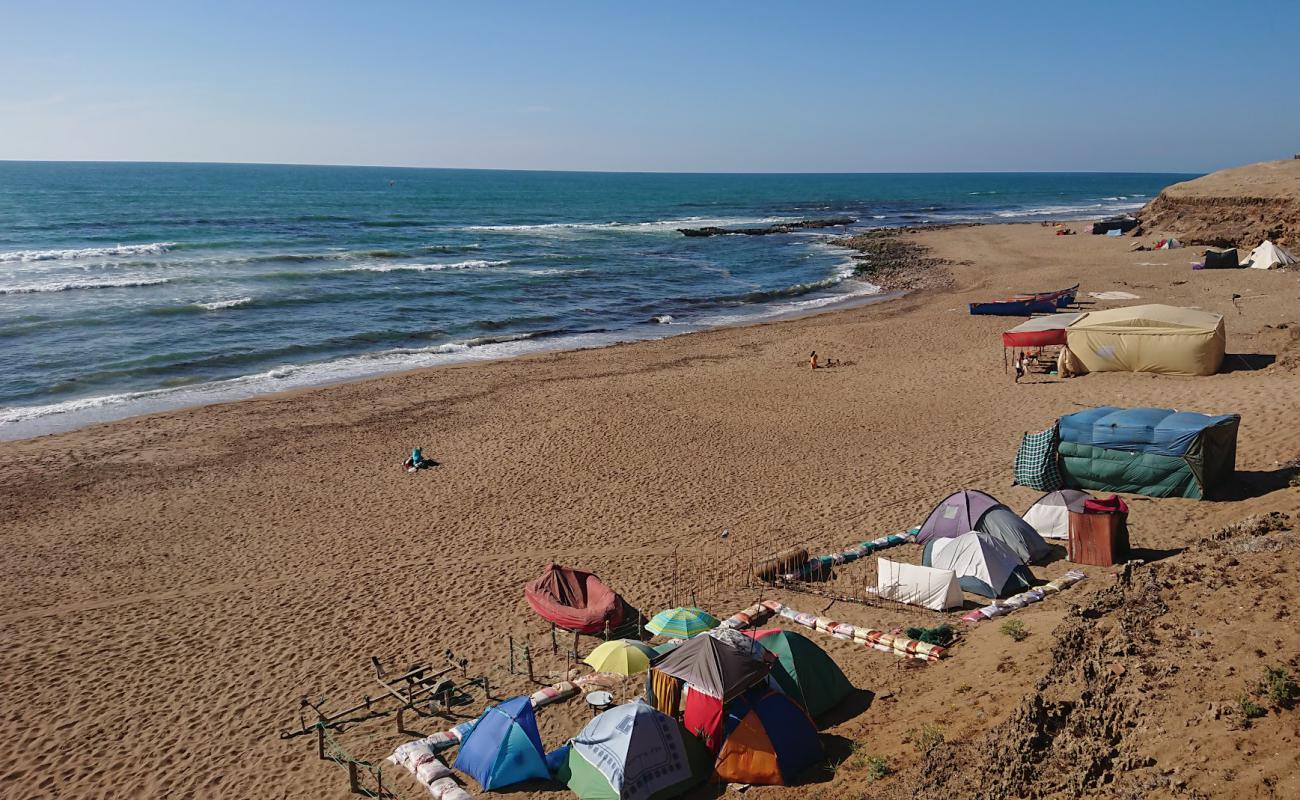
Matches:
[[1057, 407, 1239, 500]]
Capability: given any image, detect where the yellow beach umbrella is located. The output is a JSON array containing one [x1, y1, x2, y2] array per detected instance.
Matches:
[[583, 639, 656, 675]]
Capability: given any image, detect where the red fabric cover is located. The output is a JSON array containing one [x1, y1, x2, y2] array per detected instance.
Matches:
[[683, 690, 726, 753], [1083, 495, 1129, 515], [523, 563, 625, 634], [1001, 328, 1069, 348]]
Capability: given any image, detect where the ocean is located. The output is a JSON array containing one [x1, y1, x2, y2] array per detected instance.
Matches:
[[0, 162, 1193, 439]]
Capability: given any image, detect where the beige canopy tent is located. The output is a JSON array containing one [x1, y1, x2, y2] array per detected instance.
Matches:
[[1246, 240, 1297, 270], [1064, 304, 1225, 376]]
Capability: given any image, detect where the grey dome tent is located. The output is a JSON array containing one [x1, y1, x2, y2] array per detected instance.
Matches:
[[916, 489, 1052, 564], [923, 532, 1035, 599]]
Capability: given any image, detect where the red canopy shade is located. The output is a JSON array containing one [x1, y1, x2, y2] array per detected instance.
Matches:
[[1001, 312, 1083, 348], [524, 563, 627, 633]]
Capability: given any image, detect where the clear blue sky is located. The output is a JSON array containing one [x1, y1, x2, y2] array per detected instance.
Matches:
[[2, 1, 1295, 173]]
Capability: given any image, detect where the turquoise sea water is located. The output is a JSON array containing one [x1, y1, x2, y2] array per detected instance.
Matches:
[[0, 163, 1193, 438]]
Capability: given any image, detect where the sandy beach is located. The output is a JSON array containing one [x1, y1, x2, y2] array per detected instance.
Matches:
[[2, 221, 1298, 799]]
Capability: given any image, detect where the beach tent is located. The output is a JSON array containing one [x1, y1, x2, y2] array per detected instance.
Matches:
[[652, 635, 771, 703], [713, 688, 824, 786], [524, 563, 629, 634], [1247, 240, 1298, 270], [874, 559, 964, 612], [916, 489, 1051, 563], [923, 532, 1034, 599], [552, 701, 712, 800], [1201, 249, 1241, 269], [1022, 489, 1093, 539], [1065, 304, 1226, 376], [1001, 313, 1084, 348], [742, 629, 852, 718], [453, 696, 550, 790], [1058, 406, 1240, 500], [1155, 238, 1183, 250]]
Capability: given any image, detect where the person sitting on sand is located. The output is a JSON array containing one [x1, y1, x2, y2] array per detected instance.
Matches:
[[403, 446, 432, 472], [809, 351, 818, 370]]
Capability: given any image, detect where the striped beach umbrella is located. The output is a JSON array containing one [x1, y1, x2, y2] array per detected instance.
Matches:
[[583, 639, 656, 675], [645, 607, 719, 639]]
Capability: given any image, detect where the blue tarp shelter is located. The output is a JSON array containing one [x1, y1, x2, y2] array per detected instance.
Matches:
[[1058, 407, 1240, 499]]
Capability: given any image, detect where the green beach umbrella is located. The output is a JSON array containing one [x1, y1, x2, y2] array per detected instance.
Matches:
[[645, 607, 719, 639]]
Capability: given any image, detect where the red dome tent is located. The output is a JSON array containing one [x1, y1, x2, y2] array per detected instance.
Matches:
[[524, 563, 631, 634]]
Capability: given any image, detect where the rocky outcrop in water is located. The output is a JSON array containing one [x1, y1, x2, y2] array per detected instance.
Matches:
[[677, 217, 855, 237], [1136, 159, 1300, 248]]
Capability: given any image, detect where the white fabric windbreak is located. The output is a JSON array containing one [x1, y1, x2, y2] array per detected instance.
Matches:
[[927, 532, 1022, 596], [1247, 240, 1298, 270], [875, 558, 963, 610]]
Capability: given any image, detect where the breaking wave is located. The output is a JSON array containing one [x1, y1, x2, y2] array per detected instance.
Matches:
[[0, 242, 177, 263], [195, 296, 253, 311], [0, 277, 171, 295]]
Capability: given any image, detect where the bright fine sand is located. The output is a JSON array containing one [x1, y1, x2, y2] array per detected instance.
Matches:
[[2, 223, 1298, 799]]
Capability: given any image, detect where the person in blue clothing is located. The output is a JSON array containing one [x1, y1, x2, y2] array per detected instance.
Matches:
[[403, 447, 433, 472]]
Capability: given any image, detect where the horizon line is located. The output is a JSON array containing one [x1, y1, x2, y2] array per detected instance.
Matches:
[[0, 158, 1206, 177]]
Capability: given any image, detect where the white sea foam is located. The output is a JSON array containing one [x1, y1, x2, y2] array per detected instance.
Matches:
[[464, 215, 800, 233], [0, 242, 176, 263], [993, 200, 1143, 219], [195, 296, 253, 310], [0, 277, 171, 295], [653, 315, 675, 324], [334, 259, 512, 273]]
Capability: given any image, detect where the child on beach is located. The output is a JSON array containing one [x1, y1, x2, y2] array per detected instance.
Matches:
[[1014, 352, 1025, 383], [809, 351, 818, 370]]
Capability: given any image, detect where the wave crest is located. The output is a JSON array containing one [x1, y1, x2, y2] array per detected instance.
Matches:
[[0, 242, 177, 263]]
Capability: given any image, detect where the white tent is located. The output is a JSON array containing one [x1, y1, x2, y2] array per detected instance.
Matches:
[[1246, 240, 1298, 270], [922, 532, 1034, 599], [1022, 489, 1092, 539], [875, 558, 963, 610]]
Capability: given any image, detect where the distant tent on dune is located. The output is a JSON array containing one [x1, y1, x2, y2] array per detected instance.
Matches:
[[1246, 240, 1297, 269]]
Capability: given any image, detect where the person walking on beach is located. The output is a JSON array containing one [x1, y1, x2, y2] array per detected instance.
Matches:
[[809, 351, 818, 370], [1014, 351, 1025, 383]]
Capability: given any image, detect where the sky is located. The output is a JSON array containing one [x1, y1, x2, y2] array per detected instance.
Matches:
[[1, 1, 1296, 173]]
